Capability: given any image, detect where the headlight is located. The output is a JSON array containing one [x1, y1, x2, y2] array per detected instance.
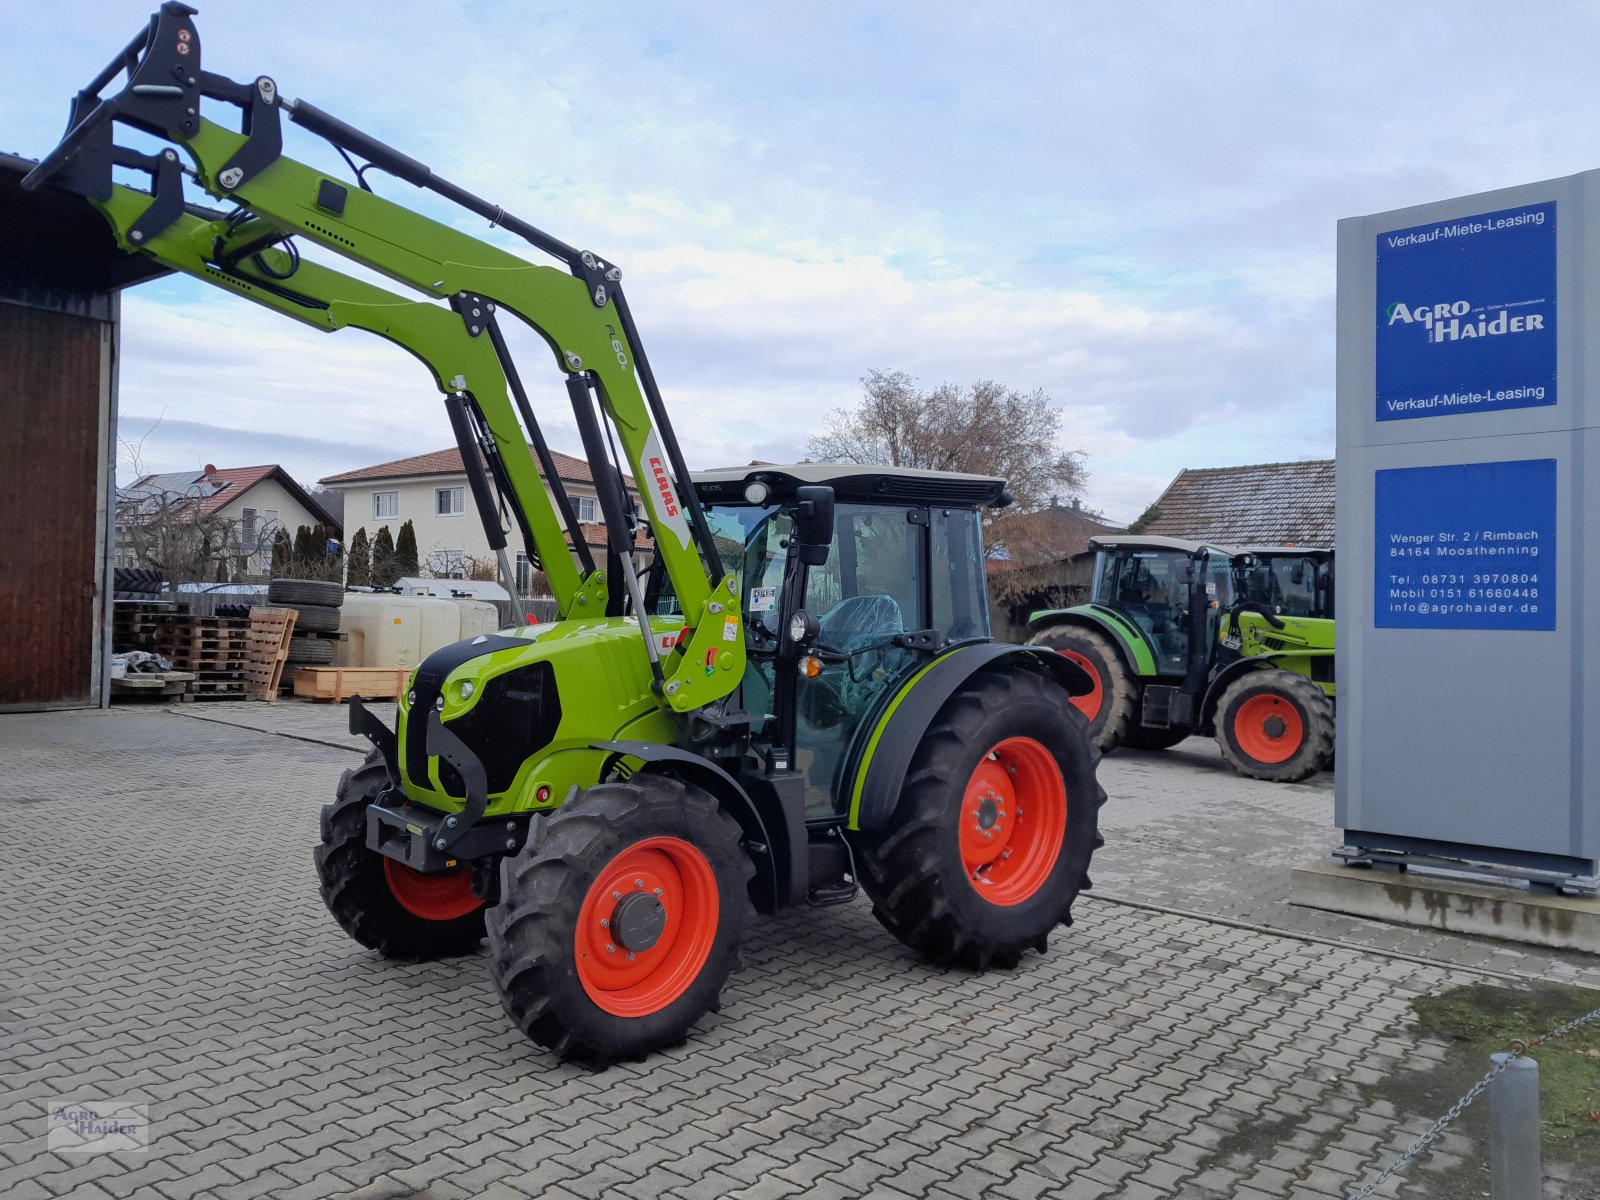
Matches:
[[788, 609, 818, 645], [743, 479, 772, 505], [459, 680, 475, 701]]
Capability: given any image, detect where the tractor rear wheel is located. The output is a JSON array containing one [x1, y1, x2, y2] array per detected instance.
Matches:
[[853, 667, 1106, 970], [487, 776, 754, 1066], [314, 751, 487, 960], [1122, 725, 1191, 750], [1214, 670, 1334, 783], [1025, 624, 1135, 751]]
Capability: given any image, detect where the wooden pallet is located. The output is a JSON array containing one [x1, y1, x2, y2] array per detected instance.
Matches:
[[187, 678, 249, 697], [243, 607, 299, 702], [292, 667, 410, 704], [110, 670, 197, 702]]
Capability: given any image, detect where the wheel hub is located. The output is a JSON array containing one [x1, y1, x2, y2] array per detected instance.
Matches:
[[612, 892, 667, 952], [1262, 714, 1287, 740], [975, 795, 1001, 831]]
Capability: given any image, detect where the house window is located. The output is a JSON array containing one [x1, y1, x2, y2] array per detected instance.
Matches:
[[576, 495, 597, 523], [515, 552, 534, 594], [373, 491, 399, 519], [436, 486, 464, 516]]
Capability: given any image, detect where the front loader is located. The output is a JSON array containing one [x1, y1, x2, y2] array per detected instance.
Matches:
[[1026, 535, 1336, 782], [30, 3, 1107, 1064]]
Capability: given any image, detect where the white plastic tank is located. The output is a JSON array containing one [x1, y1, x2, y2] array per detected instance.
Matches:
[[454, 598, 501, 640], [335, 593, 465, 669]]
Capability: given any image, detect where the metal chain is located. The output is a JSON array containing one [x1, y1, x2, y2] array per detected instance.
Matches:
[[1347, 1002, 1600, 1199]]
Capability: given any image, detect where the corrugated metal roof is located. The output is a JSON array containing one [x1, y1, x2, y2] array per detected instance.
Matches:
[[1142, 459, 1335, 547]]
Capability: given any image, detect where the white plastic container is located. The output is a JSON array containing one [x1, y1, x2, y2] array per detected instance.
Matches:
[[335, 593, 465, 670], [454, 598, 501, 640]]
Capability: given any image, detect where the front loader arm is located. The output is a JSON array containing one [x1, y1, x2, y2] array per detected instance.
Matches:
[[25, 2, 744, 714], [90, 174, 592, 610]]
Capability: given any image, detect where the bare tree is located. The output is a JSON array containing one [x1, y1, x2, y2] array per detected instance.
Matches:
[[808, 370, 1089, 531]]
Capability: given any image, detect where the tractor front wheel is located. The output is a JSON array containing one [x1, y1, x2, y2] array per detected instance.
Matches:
[[1213, 670, 1334, 783], [314, 751, 487, 960], [487, 776, 754, 1065], [1025, 624, 1136, 751], [854, 667, 1106, 969]]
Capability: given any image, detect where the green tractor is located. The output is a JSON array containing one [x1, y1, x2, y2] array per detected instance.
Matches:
[[32, 4, 1106, 1064], [1026, 535, 1335, 782], [1237, 546, 1335, 620]]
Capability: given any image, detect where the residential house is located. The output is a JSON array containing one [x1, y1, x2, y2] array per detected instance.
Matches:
[[116, 464, 338, 579], [1137, 459, 1336, 548], [319, 446, 647, 592]]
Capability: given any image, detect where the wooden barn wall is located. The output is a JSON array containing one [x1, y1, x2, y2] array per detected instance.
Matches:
[[0, 300, 112, 709]]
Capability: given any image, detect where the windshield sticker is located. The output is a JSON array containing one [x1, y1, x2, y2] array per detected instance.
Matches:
[[749, 586, 777, 613]]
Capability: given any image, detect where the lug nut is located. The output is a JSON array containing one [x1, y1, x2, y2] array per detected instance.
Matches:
[[600, 918, 609, 928], [653, 888, 662, 896], [606, 944, 616, 954], [627, 953, 636, 961], [612, 891, 622, 900], [635, 879, 644, 888]]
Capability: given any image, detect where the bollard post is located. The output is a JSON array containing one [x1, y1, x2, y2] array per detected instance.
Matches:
[[1488, 1052, 1542, 1200]]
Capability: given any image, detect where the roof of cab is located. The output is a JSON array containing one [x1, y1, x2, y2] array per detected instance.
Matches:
[[691, 462, 1010, 508], [1086, 534, 1239, 557]]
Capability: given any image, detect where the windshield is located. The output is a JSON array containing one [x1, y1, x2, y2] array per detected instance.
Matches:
[[1092, 547, 1233, 674], [1244, 556, 1319, 617]]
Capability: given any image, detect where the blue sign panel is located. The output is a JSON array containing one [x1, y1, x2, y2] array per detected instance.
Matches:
[[1375, 202, 1557, 421], [1375, 458, 1556, 631]]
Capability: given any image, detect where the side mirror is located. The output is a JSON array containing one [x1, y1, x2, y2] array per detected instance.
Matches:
[[793, 485, 835, 567], [1290, 562, 1306, 586]]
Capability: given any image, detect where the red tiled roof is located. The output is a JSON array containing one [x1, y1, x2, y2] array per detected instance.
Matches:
[[122, 465, 340, 531], [193, 466, 275, 517], [566, 522, 654, 551], [1142, 460, 1335, 547], [321, 446, 632, 489]]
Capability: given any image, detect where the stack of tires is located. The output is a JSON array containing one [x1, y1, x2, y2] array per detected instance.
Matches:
[[269, 578, 344, 668], [112, 567, 166, 602]]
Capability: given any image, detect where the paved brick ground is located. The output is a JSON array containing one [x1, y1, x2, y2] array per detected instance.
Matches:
[[1, 705, 1595, 1199]]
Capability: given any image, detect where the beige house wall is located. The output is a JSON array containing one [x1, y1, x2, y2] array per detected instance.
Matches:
[[331, 473, 613, 581]]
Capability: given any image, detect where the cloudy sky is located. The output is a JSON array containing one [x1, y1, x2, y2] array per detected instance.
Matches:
[[9, 2, 1600, 521]]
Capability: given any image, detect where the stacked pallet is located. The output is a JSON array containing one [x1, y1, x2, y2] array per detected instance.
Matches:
[[112, 603, 174, 653], [242, 607, 299, 702], [154, 614, 250, 698]]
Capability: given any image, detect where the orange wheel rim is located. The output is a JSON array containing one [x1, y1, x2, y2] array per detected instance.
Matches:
[[1233, 694, 1304, 764], [383, 858, 483, 921], [1058, 650, 1103, 721], [959, 737, 1067, 906], [575, 837, 719, 1018]]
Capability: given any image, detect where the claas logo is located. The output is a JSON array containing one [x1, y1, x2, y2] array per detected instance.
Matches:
[[649, 457, 679, 518]]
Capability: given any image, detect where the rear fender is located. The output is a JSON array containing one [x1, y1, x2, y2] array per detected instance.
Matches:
[[848, 643, 1089, 832], [1027, 606, 1154, 678]]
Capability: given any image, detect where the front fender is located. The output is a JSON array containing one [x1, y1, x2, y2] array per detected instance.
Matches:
[[847, 643, 1089, 832]]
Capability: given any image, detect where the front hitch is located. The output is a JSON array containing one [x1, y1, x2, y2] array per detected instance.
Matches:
[[361, 707, 520, 872], [348, 693, 398, 783]]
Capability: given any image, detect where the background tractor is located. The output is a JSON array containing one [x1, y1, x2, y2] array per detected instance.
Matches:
[[31, 4, 1106, 1065], [1026, 535, 1336, 782]]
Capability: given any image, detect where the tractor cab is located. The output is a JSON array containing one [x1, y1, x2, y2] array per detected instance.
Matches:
[[1086, 536, 1236, 675], [1237, 547, 1334, 620], [667, 463, 1005, 818]]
